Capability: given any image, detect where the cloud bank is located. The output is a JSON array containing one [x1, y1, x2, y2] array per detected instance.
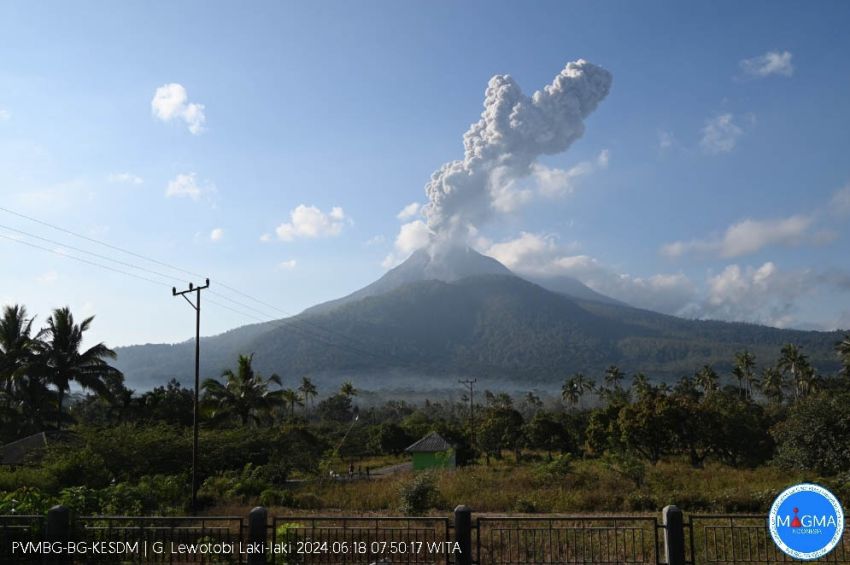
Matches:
[[276, 205, 348, 242]]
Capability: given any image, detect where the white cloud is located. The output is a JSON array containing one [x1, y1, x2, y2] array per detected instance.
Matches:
[[107, 172, 143, 185], [365, 234, 386, 246], [689, 262, 809, 327], [275, 205, 348, 242], [739, 50, 794, 78], [830, 184, 850, 217], [700, 114, 744, 154], [259, 233, 272, 243], [151, 83, 206, 135], [0, 109, 10, 121], [662, 215, 814, 258], [480, 232, 697, 315], [210, 228, 224, 242], [278, 259, 297, 270], [36, 270, 58, 285], [382, 220, 433, 268], [397, 202, 422, 220], [165, 172, 211, 201]]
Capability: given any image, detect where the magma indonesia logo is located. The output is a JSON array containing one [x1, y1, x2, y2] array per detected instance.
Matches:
[[769, 483, 845, 560]]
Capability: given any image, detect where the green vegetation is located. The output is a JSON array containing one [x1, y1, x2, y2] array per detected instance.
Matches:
[[3, 302, 850, 517]]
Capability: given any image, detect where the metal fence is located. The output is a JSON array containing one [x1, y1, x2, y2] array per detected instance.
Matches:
[[74, 515, 246, 564], [687, 514, 850, 565], [475, 516, 663, 564], [4, 507, 850, 564], [0, 514, 45, 563], [270, 516, 452, 564]]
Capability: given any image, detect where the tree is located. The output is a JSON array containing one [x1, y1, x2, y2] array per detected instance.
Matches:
[[773, 392, 850, 475], [759, 366, 785, 405], [836, 333, 850, 379], [281, 389, 303, 420], [370, 423, 413, 456], [778, 344, 809, 401], [732, 350, 757, 399], [525, 411, 573, 459], [298, 376, 318, 417], [617, 385, 674, 464], [694, 365, 719, 395], [37, 307, 123, 430], [201, 354, 283, 426], [340, 380, 358, 398], [0, 305, 51, 433]]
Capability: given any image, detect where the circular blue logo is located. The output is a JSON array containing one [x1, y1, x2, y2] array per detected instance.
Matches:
[[769, 483, 844, 560]]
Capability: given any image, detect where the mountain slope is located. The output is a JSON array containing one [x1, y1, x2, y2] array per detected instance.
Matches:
[[114, 272, 843, 391]]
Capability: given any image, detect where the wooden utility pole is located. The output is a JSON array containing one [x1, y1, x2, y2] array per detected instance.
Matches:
[[173, 278, 209, 513]]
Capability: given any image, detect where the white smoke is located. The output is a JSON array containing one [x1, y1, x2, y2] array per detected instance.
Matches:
[[423, 59, 612, 245]]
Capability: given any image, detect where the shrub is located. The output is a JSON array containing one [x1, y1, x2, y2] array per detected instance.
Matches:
[[398, 472, 438, 516]]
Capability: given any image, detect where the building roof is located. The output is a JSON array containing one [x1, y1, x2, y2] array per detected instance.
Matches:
[[405, 431, 452, 453], [0, 432, 48, 466]]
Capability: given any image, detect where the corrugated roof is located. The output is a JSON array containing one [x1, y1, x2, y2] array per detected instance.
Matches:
[[0, 432, 47, 466], [405, 431, 452, 453]]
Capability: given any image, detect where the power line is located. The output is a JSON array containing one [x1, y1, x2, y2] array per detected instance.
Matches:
[[0, 205, 398, 359], [0, 227, 406, 366]]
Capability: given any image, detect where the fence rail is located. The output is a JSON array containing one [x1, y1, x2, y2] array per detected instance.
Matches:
[[2, 505, 849, 564], [687, 514, 850, 564], [475, 516, 662, 564]]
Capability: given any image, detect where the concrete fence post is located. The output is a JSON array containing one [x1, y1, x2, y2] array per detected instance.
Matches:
[[45, 505, 71, 565], [663, 505, 686, 565], [247, 506, 268, 565], [454, 505, 473, 565]]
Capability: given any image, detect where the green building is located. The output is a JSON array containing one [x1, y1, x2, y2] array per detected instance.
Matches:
[[405, 431, 456, 470]]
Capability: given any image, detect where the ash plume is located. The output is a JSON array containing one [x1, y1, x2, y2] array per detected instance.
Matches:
[[423, 59, 612, 247]]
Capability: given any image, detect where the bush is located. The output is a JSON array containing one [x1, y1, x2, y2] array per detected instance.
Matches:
[[398, 472, 438, 516], [292, 492, 323, 509], [259, 488, 294, 507]]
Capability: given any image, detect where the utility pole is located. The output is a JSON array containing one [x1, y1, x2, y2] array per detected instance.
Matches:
[[458, 378, 477, 444], [173, 278, 210, 513]]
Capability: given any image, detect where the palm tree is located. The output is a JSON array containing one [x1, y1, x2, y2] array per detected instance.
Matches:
[[732, 350, 757, 399], [777, 344, 808, 401], [562, 373, 592, 410], [694, 365, 719, 395], [759, 366, 785, 405], [0, 305, 51, 432], [298, 376, 317, 416], [604, 365, 625, 389], [37, 307, 123, 430], [281, 389, 303, 420], [340, 380, 358, 398], [202, 354, 283, 425], [632, 373, 651, 399], [836, 333, 850, 379]]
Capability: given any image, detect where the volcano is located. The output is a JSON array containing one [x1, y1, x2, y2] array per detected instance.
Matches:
[[114, 248, 843, 391]]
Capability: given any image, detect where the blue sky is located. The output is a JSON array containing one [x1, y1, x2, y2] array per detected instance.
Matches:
[[1, 1, 849, 346]]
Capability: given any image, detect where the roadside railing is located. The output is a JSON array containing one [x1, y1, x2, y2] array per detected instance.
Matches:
[[2, 504, 849, 564]]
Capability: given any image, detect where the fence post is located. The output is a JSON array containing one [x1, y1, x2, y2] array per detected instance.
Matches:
[[45, 505, 71, 565], [247, 506, 268, 565], [454, 505, 472, 565], [663, 505, 686, 565]]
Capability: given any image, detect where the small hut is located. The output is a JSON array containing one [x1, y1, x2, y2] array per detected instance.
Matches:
[[405, 431, 455, 470]]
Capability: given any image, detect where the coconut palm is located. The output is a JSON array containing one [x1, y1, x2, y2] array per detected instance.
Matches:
[[732, 350, 757, 399], [777, 344, 808, 401], [281, 388, 303, 420], [759, 366, 785, 405], [0, 305, 52, 432], [201, 354, 283, 425], [340, 380, 358, 398], [37, 307, 123, 430], [298, 376, 317, 416], [632, 373, 651, 399], [694, 365, 719, 395], [562, 373, 592, 410], [603, 365, 625, 389]]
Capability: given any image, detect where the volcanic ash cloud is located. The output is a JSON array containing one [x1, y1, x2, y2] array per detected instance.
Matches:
[[423, 59, 612, 245]]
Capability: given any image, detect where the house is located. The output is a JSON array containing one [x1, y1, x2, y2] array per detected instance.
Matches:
[[0, 432, 48, 467], [405, 431, 455, 470]]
